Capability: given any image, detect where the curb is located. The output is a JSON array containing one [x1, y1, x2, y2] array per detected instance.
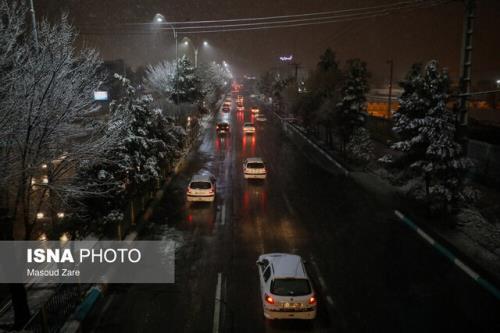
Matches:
[[272, 111, 349, 176], [394, 210, 500, 301]]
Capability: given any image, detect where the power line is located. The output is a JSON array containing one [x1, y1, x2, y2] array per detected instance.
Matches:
[[80, 0, 450, 36], [121, 0, 436, 26]]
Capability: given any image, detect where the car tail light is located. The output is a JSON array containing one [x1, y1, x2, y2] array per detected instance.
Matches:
[[308, 295, 316, 305], [264, 294, 274, 305]]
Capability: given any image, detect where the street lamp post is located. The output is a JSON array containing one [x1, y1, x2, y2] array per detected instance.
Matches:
[[387, 59, 394, 119], [154, 13, 180, 112], [182, 38, 208, 68]]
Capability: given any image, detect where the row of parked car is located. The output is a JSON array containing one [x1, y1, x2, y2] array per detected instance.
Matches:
[[187, 96, 317, 321]]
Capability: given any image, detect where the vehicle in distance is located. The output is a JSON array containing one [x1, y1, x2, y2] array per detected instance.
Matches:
[[243, 122, 256, 134], [237, 95, 244, 103], [216, 122, 230, 135], [243, 157, 266, 179], [222, 104, 230, 112], [257, 253, 317, 320], [186, 173, 216, 202], [237, 105, 245, 112], [251, 107, 260, 114], [256, 114, 267, 122]]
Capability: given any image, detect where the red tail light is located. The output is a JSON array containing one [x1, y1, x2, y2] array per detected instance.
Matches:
[[264, 294, 274, 304], [308, 295, 316, 305]]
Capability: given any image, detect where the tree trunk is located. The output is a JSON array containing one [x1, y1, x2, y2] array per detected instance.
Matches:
[[9, 284, 30, 330]]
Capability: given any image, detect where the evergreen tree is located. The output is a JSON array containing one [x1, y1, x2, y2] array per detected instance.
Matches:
[[346, 127, 374, 163], [174, 55, 203, 104], [144, 55, 203, 104], [388, 60, 475, 213], [336, 59, 370, 152], [72, 75, 186, 234]]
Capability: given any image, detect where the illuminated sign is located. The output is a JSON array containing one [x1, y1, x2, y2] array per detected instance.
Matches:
[[93, 91, 108, 101], [279, 55, 293, 62]]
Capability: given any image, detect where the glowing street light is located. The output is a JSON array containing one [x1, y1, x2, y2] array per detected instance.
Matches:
[[153, 13, 179, 107], [181, 37, 210, 68]]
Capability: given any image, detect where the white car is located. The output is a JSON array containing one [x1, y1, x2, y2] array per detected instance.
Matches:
[[256, 115, 267, 122], [186, 174, 216, 202], [243, 157, 266, 179], [251, 107, 260, 114], [243, 122, 256, 134], [257, 253, 317, 320]]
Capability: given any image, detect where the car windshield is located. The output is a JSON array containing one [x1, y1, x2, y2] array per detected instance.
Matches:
[[218, 124, 229, 129], [244, 123, 254, 127], [271, 278, 311, 296], [247, 162, 264, 169], [190, 181, 211, 189]]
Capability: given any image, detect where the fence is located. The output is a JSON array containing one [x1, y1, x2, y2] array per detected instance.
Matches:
[[23, 283, 89, 333]]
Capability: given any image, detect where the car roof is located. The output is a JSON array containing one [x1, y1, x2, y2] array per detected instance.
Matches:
[[217, 121, 229, 125], [190, 174, 214, 183], [260, 253, 306, 279], [244, 122, 254, 126], [246, 157, 264, 163]]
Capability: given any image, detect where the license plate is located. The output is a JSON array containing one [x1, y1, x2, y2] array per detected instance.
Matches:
[[284, 302, 301, 308]]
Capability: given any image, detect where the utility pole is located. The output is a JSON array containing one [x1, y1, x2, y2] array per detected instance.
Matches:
[[29, 0, 38, 48], [290, 62, 302, 82], [387, 59, 394, 119], [457, 0, 476, 127]]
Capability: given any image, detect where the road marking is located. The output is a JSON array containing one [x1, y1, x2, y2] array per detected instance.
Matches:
[[213, 273, 222, 333], [394, 210, 500, 301], [221, 203, 226, 225], [215, 208, 221, 225], [326, 295, 335, 306]]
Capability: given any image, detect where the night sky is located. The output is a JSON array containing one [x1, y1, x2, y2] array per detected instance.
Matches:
[[37, 0, 500, 86]]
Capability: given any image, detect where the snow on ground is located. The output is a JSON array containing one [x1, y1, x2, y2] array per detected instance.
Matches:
[[457, 208, 500, 257]]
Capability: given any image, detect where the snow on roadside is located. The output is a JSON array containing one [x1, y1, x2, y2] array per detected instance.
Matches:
[[457, 208, 500, 257]]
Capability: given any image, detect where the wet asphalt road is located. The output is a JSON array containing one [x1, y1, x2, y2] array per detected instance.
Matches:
[[84, 96, 500, 333]]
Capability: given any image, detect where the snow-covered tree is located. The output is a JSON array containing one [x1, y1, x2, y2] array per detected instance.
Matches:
[[144, 59, 176, 98], [0, 7, 122, 243], [346, 127, 374, 163], [72, 75, 186, 234], [336, 59, 370, 153], [0, 1, 122, 327], [386, 60, 475, 212], [144, 55, 203, 104], [196, 61, 231, 105]]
